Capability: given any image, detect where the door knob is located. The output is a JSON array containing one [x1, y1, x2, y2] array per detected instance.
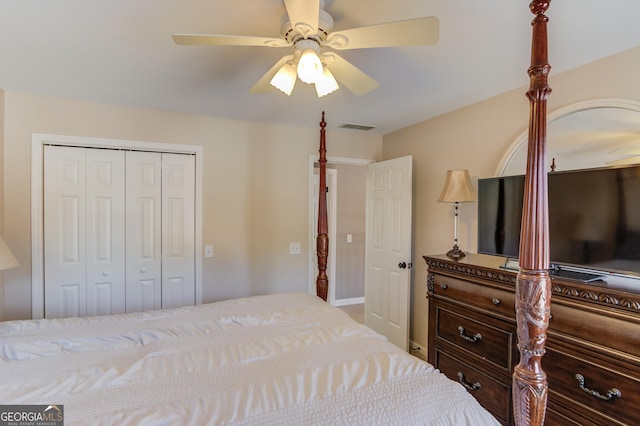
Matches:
[[398, 262, 407, 269]]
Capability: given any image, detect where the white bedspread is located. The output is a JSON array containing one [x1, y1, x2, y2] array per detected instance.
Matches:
[[0, 293, 499, 425]]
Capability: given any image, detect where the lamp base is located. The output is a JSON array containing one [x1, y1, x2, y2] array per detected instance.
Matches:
[[446, 245, 466, 260]]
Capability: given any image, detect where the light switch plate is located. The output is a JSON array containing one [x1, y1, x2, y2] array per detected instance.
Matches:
[[289, 242, 301, 254], [205, 244, 214, 258]]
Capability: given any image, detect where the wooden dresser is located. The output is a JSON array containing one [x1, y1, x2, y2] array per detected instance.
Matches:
[[424, 254, 640, 425]]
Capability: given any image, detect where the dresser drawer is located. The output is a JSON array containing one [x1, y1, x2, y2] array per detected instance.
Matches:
[[435, 306, 515, 371], [545, 345, 640, 425], [432, 274, 515, 319], [547, 397, 614, 426], [436, 349, 510, 425]]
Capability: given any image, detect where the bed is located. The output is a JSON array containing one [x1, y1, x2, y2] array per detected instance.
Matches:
[[1, 2, 552, 425], [0, 293, 500, 425]]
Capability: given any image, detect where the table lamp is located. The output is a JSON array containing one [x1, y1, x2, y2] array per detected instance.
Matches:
[[437, 169, 477, 259]]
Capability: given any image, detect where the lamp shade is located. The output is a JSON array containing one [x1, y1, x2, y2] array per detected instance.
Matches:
[[315, 67, 339, 97], [270, 62, 297, 95], [0, 235, 19, 271], [437, 169, 476, 203], [297, 49, 323, 84]]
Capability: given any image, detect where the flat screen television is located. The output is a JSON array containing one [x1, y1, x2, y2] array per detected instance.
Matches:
[[477, 164, 640, 276]]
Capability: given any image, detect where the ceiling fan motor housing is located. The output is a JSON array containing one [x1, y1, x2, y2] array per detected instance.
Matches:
[[280, 9, 334, 45]]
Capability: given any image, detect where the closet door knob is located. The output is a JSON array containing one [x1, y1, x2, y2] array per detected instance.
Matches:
[[102, 270, 109, 276], [140, 267, 147, 273]]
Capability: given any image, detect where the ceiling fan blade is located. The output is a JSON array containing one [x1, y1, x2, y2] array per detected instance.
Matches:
[[325, 16, 439, 50], [608, 146, 640, 156], [322, 53, 379, 96], [249, 55, 295, 94], [284, 0, 320, 38], [606, 156, 640, 166], [172, 34, 291, 48]]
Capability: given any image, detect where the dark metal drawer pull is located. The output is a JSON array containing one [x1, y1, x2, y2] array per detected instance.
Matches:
[[457, 372, 481, 391], [575, 373, 622, 401], [457, 326, 482, 343]]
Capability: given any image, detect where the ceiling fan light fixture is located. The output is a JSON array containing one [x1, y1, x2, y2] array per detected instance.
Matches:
[[315, 67, 339, 97], [297, 48, 323, 84], [270, 62, 297, 95]]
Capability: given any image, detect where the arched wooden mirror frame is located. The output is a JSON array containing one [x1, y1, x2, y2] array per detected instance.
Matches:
[[496, 98, 640, 177]]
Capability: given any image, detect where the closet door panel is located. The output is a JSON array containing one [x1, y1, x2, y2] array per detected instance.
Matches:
[[125, 151, 163, 313], [161, 153, 196, 309], [86, 149, 126, 316], [44, 146, 87, 318]]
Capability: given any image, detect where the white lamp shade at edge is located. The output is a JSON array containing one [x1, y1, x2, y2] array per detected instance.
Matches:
[[0, 235, 19, 271]]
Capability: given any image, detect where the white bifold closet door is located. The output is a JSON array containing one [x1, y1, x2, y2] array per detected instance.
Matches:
[[160, 153, 196, 309], [125, 151, 162, 313], [125, 151, 196, 312], [44, 146, 195, 319], [44, 146, 126, 318]]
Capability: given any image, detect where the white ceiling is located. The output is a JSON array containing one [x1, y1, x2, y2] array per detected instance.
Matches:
[[0, 0, 639, 135]]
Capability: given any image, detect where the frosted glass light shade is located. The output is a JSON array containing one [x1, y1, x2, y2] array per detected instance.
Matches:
[[297, 49, 323, 84], [270, 63, 297, 95], [315, 68, 339, 97], [0, 235, 18, 271]]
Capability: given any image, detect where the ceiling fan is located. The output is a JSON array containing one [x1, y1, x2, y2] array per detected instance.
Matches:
[[172, 0, 439, 97]]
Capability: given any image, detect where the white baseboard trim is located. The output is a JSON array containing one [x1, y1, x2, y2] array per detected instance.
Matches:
[[409, 339, 428, 359], [331, 296, 364, 307]]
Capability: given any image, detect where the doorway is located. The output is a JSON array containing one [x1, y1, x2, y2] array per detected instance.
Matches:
[[308, 156, 372, 306]]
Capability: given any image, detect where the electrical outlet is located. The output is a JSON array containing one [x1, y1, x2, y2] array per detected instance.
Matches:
[[289, 242, 301, 254]]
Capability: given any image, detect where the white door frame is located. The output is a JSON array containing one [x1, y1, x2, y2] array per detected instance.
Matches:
[[307, 155, 373, 304], [31, 133, 203, 319]]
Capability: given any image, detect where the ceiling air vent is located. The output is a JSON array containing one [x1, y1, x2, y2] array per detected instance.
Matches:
[[339, 123, 376, 131]]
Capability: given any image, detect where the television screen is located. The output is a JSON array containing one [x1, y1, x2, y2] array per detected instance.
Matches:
[[477, 174, 524, 258], [477, 165, 640, 276]]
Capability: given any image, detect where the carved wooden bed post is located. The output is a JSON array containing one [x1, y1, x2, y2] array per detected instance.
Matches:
[[513, 1, 552, 425], [316, 112, 329, 301]]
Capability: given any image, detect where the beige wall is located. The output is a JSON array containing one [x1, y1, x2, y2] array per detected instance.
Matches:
[[383, 45, 640, 350], [1, 93, 382, 320], [334, 163, 366, 300]]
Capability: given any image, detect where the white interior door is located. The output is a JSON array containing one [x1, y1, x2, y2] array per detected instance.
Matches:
[[161, 153, 196, 309], [44, 146, 87, 318], [125, 151, 162, 312], [44, 147, 196, 318], [86, 149, 126, 316], [35, 135, 203, 319], [364, 156, 413, 350], [44, 146, 126, 318]]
